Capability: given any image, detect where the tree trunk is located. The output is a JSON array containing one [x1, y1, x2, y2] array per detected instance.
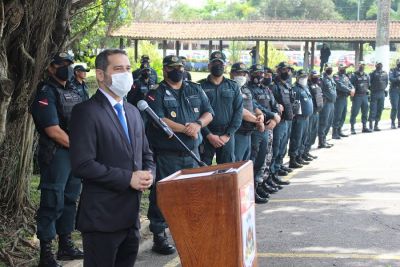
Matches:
[[0, 0, 92, 220]]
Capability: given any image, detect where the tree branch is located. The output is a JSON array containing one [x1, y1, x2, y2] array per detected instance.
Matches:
[[71, 0, 96, 11], [106, 0, 122, 36], [67, 12, 101, 47]]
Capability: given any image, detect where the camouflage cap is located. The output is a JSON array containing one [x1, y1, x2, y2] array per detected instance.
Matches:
[[249, 64, 265, 73], [140, 55, 150, 63], [324, 63, 333, 69], [375, 60, 383, 65], [209, 51, 226, 63], [51, 52, 74, 65], [230, 62, 248, 73], [163, 55, 183, 67], [338, 63, 347, 69], [310, 69, 320, 76], [296, 69, 308, 78], [276, 61, 290, 69], [264, 67, 273, 74]]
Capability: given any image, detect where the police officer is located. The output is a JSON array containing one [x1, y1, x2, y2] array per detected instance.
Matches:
[[271, 62, 297, 173], [146, 55, 214, 255], [70, 65, 90, 101], [318, 64, 336, 148], [180, 56, 192, 81], [303, 70, 323, 160], [199, 51, 243, 165], [350, 62, 372, 134], [127, 66, 156, 107], [132, 55, 158, 84], [247, 64, 283, 203], [230, 63, 264, 162], [288, 70, 314, 167], [332, 64, 355, 139], [369, 61, 388, 131], [389, 59, 400, 129], [30, 53, 84, 267]]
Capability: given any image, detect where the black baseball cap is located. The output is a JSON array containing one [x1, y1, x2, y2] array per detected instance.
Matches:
[[140, 55, 150, 63], [276, 61, 290, 70], [73, 65, 90, 72], [296, 69, 308, 78], [230, 62, 248, 73], [163, 55, 183, 67], [209, 51, 226, 63], [51, 52, 74, 65]]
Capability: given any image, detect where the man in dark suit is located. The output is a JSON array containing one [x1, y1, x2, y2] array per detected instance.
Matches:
[[70, 49, 155, 267]]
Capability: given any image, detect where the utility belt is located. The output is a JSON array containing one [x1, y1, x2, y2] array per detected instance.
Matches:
[[354, 92, 367, 96], [154, 149, 192, 157], [209, 125, 228, 134]]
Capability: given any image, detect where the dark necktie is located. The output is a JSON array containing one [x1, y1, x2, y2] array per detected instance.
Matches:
[[114, 103, 131, 143]]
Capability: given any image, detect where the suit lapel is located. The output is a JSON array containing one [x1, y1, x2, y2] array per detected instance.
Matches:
[[124, 104, 137, 155], [94, 90, 133, 151]]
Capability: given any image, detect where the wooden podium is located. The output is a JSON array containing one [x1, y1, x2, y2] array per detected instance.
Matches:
[[157, 161, 257, 267]]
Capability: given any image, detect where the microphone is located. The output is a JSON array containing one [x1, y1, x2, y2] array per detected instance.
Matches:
[[137, 100, 174, 138]]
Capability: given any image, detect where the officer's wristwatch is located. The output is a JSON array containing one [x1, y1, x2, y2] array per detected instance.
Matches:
[[195, 120, 203, 128]]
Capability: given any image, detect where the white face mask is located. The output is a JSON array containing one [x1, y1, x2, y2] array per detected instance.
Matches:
[[233, 76, 247, 87], [299, 78, 308, 87], [106, 72, 133, 97]]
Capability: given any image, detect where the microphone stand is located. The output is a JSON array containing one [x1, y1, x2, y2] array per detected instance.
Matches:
[[170, 133, 207, 167]]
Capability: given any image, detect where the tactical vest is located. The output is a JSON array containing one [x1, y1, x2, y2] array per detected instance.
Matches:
[[309, 83, 324, 112], [241, 86, 255, 112], [277, 83, 294, 121], [353, 72, 369, 94], [370, 71, 387, 92], [253, 87, 272, 111], [52, 85, 82, 132]]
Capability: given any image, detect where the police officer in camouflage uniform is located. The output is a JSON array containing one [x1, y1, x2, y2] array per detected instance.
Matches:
[[332, 64, 355, 139], [318, 64, 336, 148], [350, 62, 372, 134], [31, 53, 84, 267], [146, 55, 214, 255], [231, 63, 264, 162], [132, 55, 158, 84], [271, 62, 297, 173], [302, 70, 323, 160], [70, 65, 90, 101], [369, 61, 388, 131], [389, 59, 400, 129], [288, 70, 314, 168], [199, 51, 243, 165]]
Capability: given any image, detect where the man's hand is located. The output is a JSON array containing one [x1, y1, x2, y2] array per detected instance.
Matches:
[[256, 122, 265, 132], [219, 134, 230, 144], [184, 122, 201, 139], [207, 134, 225, 148], [350, 89, 355, 97], [265, 119, 277, 130], [274, 113, 281, 124], [256, 113, 264, 124], [130, 170, 153, 191]]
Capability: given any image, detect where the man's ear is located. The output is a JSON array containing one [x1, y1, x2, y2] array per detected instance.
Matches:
[[96, 69, 104, 82]]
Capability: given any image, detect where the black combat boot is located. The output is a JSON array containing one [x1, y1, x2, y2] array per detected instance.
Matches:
[[301, 154, 313, 161], [261, 179, 279, 193], [374, 121, 381, 131], [362, 123, 372, 133], [306, 152, 318, 159], [152, 232, 176, 255], [39, 240, 61, 267], [271, 173, 290, 185], [391, 121, 397, 129], [277, 169, 288, 176], [369, 120, 373, 130], [350, 125, 356, 135], [289, 157, 303, 168], [339, 128, 348, 137], [255, 191, 269, 204], [296, 156, 309, 165], [280, 165, 293, 173], [332, 128, 341, 139], [266, 174, 283, 190], [57, 234, 84, 260], [318, 136, 329, 148], [256, 183, 270, 199]]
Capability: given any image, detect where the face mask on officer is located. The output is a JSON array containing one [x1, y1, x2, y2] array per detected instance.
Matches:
[[233, 76, 247, 87], [280, 71, 289, 81], [263, 77, 272, 86], [105, 72, 133, 97], [55, 65, 73, 81], [210, 63, 225, 77], [298, 78, 308, 87], [376, 64, 383, 71], [339, 68, 346, 75], [359, 66, 365, 73], [252, 73, 264, 84], [167, 68, 184, 83], [325, 68, 333, 76]]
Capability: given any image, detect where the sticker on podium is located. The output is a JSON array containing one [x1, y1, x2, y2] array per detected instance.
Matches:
[[240, 181, 256, 267]]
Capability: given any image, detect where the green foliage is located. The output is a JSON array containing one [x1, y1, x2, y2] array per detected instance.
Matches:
[[259, 45, 289, 69], [227, 41, 248, 64], [126, 41, 164, 80]]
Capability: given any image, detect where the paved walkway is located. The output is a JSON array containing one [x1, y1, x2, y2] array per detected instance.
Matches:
[[64, 122, 400, 267]]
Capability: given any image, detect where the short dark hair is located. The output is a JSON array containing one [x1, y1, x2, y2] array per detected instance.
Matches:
[[95, 49, 127, 71]]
